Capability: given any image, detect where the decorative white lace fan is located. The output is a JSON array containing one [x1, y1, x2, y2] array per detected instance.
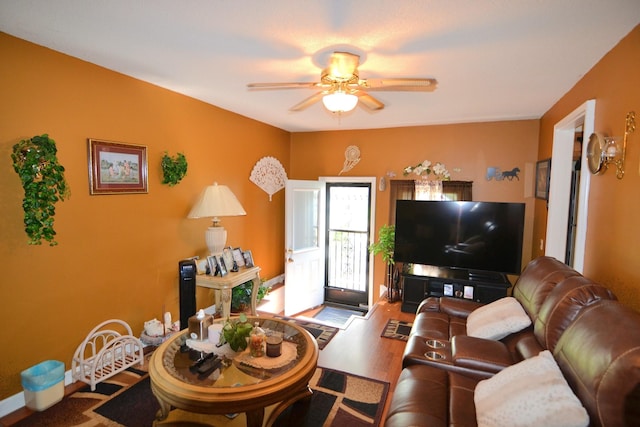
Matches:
[[339, 145, 361, 174], [249, 156, 287, 201]]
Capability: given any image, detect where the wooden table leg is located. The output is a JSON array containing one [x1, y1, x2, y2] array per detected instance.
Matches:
[[249, 273, 261, 315], [264, 384, 313, 427], [154, 398, 171, 422], [246, 407, 265, 427]]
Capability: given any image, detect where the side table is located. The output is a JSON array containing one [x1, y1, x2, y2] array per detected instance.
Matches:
[[196, 266, 261, 319]]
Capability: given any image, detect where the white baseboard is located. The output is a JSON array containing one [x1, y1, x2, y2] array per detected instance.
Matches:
[[263, 274, 284, 288]]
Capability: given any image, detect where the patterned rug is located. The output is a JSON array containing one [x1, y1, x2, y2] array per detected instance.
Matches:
[[381, 318, 413, 341], [273, 315, 339, 350], [13, 360, 388, 427]]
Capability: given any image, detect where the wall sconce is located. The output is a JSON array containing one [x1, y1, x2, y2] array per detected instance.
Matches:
[[587, 111, 636, 179]]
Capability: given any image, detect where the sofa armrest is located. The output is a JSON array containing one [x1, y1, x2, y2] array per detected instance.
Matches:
[[439, 297, 484, 318], [451, 335, 514, 373], [417, 296, 484, 317], [514, 334, 544, 359]]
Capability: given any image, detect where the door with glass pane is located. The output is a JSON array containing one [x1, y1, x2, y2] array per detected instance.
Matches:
[[325, 183, 371, 308], [284, 180, 326, 316]]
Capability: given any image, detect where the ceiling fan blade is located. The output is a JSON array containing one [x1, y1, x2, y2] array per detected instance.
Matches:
[[327, 52, 360, 80], [359, 78, 437, 91], [357, 92, 385, 111], [290, 92, 325, 111], [247, 82, 321, 89]]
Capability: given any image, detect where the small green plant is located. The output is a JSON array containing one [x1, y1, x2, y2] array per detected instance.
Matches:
[[231, 280, 271, 312], [11, 134, 70, 246], [221, 313, 253, 351], [161, 151, 187, 186], [368, 224, 395, 265]]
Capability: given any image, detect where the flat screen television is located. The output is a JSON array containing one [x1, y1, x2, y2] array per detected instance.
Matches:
[[394, 200, 525, 275]]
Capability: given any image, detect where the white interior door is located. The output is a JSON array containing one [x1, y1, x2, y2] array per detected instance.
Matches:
[[284, 179, 326, 316]]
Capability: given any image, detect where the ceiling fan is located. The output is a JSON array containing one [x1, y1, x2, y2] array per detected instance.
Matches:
[[247, 51, 437, 113]]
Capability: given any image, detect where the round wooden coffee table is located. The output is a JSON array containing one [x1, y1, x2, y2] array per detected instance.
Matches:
[[149, 316, 319, 427]]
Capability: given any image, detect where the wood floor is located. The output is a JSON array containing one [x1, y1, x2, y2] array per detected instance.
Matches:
[[1, 297, 414, 426]]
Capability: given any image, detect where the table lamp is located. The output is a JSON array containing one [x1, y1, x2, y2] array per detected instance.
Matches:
[[187, 182, 246, 255]]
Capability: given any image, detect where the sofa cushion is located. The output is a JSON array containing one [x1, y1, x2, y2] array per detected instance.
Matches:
[[466, 297, 531, 340], [474, 350, 589, 427]]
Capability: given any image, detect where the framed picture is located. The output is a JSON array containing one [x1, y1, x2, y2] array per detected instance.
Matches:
[[222, 247, 235, 271], [535, 159, 551, 200], [217, 256, 228, 276], [243, 250, 254, 268], [88, 138, 148, 194], [463, 285, 474, 300], [232, 247, 245, 268], [207, 255, 218, 276]]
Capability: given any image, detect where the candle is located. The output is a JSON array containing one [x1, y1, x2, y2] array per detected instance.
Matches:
[[266, 334, 283, 358], [208, 324, 222, 345]]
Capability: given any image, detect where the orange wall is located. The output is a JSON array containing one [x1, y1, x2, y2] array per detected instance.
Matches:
[[533, 24, 640, 309], [290, 121, 540, 297], [0, 33, 290, 397]]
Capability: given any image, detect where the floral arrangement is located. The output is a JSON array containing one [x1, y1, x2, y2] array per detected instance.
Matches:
[[403, 160, 451, 180]]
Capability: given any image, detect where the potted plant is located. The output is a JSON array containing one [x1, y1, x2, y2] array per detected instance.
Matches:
[[231, 280, 271, 312], [11, 134, 70, 246], [161, 151, 188, 186], [368, 224, 399, 301], [220, 313, 253, 351]]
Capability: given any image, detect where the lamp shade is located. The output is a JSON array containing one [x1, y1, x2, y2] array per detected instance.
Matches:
[[188, 182, 246, 255], [187, 183, 246, 220], [322, 91, 358, 113]]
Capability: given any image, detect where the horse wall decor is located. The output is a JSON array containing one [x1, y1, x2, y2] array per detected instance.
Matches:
[[486, 166, 521, 181]]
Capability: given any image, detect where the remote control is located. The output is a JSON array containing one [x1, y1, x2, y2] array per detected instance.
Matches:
[[189, 352, 215, 373], [197, 356, 222, 378]]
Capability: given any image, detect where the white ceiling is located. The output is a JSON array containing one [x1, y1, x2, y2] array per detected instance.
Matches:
[[1, 1, 639, 132]]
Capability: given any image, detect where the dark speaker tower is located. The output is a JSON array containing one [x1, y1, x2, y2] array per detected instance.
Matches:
[[178, 259, 197, 331]]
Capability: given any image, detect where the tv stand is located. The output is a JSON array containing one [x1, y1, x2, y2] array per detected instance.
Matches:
[[400, 264, 512, 313]]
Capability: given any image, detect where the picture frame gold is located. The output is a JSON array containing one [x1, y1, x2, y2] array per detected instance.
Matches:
[[88, 138, 148, 194]]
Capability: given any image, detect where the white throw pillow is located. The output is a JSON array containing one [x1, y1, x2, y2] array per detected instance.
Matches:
[[466, 296, 531, 340], [474, 350, 589, 427]]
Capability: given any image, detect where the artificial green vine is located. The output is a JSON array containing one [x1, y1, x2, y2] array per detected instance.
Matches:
[[161, 151, 188, 186], [11, 134, 70, 246]]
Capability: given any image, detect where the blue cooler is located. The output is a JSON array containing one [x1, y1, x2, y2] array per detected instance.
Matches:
[[21, 360, 65, 411]]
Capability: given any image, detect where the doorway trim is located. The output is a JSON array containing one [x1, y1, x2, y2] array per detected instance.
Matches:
[[320, 176, 377, 309], [545, 99, 595, 273]]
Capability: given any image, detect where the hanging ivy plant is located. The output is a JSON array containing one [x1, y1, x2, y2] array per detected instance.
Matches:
[[161, 151, 188, 186], [11, 134, 70, 246]]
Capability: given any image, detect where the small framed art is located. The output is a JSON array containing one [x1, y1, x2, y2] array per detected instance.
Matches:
[[222, 247, 235, 272], [243, 250, 254, 268], [217, 256, 229, 277], [88, 138, 148, 194], [207, 256, 218, 276], [232, 248, 245, 268], [535, 159, 551, 200]]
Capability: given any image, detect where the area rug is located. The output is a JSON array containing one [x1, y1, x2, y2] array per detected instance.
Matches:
[[14, 364, 388, 427], [273, 315, 339, 350], [381, 318, 413, 341], [312, 305, 365, 328]]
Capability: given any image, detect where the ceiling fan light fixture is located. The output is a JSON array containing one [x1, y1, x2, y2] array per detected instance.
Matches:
[[322, 91, 358, 113]]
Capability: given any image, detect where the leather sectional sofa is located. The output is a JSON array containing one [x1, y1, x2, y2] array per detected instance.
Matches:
[[385, 256, 640, 426]]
